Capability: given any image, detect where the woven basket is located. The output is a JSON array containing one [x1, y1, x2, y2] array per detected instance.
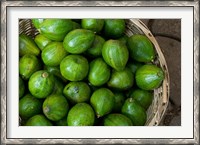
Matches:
[[19, 19, 170, 126]]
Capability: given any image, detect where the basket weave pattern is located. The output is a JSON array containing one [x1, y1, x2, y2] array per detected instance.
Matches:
[[19, 19, 170, 126]]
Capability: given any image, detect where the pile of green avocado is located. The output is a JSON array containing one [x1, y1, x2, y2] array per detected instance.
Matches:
[[19, 19, 164, 126]]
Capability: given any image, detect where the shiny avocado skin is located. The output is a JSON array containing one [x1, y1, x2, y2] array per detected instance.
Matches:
[[43, 94, 69, 121], [135, 64, 164, 90], [39, 19, 73, 41], [19, 34, 40, 57], [41, 42, 68, 66], [103, 113, 133, 126], [127, 34, 155, 62], [102, 39, 129, 71], [67, 103, 95, 126], [25, 114, 52, 126], [88, 57, 111, 86], [63, 29, 95, 54], [60, 55, 89, 81], [121, 98, 147, 126], [90, 88, 115, 118], [107, 67, 134, 90], [19, 54, 41, 80], [28, 70, 55, 99]]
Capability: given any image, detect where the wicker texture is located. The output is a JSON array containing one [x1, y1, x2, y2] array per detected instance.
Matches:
[[125, 19, 170, 126], [19, 19, 170, 126]]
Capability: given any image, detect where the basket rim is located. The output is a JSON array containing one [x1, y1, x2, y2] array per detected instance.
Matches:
[[128, 19, 170, 125], [19, 18, 170, 126]]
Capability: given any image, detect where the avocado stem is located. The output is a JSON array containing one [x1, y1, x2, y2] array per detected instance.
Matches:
[[44, 106, 50, 113], [129, 97, 133, 102], [42, 72, 49, 78], [97, 114, 101, 118]]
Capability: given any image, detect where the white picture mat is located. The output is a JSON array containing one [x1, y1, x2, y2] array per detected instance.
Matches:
[[7, 6, 193, 139]]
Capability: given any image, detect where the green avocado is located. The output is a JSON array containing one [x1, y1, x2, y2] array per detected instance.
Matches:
[[34, 34, 52, 51], [81, 19, 104, 33], [102, 39, 129, 71], [72, 21, 81, 30], [108, 67, 134, 90], [90, 88, 114, 118], [121, 98, 147, 126], [67, 103, 95, 126], [86, 35, 105, 57], [19, 54, 41, 80], [19, 94, 42, 119], [104, 19, 126, 39], [32, 19, 45, 29], [19, 34, 40, 56], [60, 55, 89, 81], [127, 61, 143, 74], [51, 77, 65, 95], [39, 19, 73, 41], [135, 64, 164, 90], [63, 29, 95, 54], [28, 70, 55, 99], [43, 94, 69, 121], [112, 92, 125, 112], [103, 113, 133, 126], [42, 42, 68, 66], [127, 34, 155, 62], [19, 76, 25, 98], [88, 57, 110, 86], [63, 81, 91, 104], [25, 114, 52, 126], [129, 89, 153, 110], [44, 65, 67, 83]]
